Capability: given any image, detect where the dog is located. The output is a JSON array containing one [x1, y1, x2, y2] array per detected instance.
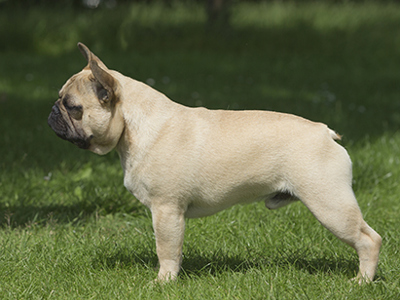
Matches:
[[48, 43, 381, 283]]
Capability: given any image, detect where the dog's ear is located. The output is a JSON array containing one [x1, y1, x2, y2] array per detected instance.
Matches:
[[77, 42, 117, 103], [90, 59, 117, 104], [78, 42, 109, 70]]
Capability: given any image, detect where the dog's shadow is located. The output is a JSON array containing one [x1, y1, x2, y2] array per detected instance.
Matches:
[[91, 246, 362, 280], [181, 249, 360, 279]]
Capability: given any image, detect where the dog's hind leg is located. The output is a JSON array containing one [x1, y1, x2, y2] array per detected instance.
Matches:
[[297, 184, 381, 283]]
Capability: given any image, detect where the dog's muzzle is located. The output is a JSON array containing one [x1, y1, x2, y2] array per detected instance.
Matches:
[[48, 103, 91, 149]]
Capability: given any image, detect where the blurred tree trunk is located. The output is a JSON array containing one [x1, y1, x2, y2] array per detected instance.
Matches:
[[206, 0, 232, 32]]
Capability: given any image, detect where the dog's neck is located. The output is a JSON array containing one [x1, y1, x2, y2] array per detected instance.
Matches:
[[114, 73, 183, 174]]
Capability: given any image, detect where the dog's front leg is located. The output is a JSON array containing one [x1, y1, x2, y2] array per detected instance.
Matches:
[[151, 203, 185, 282]]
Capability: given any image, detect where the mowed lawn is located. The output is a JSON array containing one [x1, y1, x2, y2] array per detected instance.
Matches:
[[0, 2, 400, 299]]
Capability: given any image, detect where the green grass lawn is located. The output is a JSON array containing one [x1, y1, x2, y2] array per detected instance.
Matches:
[[1, 1, 400, 299]]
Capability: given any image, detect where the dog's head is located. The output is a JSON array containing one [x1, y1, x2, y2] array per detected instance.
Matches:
[[48, 43, 124, 155]]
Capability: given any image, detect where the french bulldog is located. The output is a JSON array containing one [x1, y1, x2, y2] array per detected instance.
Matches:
[[48, 43, 381, 283]]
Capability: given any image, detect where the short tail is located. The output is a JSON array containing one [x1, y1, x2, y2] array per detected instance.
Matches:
[[329, 129, 342, 140]]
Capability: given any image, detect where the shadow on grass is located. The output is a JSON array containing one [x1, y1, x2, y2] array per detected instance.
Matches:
[[0, 195, 145, 228], [91, 246, 361, 280], [91, 246, 159, 273], [182, 249, 359, 279]]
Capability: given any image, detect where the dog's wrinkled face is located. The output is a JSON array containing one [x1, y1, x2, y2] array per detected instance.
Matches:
[[48, 72, 93, 150], [48, 43, 124, 155]]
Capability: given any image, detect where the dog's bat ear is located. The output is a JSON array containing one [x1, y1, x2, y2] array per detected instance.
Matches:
[[77, 42, 109, 70], [77, 43, 117, 104], [77, 42, 90, 63], [90, 59, 116, 103]]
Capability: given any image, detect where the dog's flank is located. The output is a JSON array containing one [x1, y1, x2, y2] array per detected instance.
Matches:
[[265, 191, 298, 210], [48, 43, 381, 284]]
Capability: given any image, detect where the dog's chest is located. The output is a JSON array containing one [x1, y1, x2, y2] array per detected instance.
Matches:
[[123, 173, 152, 208]]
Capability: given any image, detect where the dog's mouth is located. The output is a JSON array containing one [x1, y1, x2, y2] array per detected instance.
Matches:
[[48, 104, 92, 149]]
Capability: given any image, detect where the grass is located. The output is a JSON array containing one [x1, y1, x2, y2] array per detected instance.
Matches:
[[1, 1, 400, 298]]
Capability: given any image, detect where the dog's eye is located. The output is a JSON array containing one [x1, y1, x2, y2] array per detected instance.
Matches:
[[63, 98, 83, 120], [67, 105, 83, 120]]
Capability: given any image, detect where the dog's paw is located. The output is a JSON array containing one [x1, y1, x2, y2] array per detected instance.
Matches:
[[155, 271, 178, 283], [350, 274, 372, 285]]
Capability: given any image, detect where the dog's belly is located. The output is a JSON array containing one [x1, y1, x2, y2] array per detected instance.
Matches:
[[184, 190, 298, 218], [184, 193, 273, 218], [185, 201, 252, 218], [185, 202, 239, 218]]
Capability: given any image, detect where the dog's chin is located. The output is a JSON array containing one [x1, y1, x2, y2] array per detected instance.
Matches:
[[87, 142, 116, 155], [67, 135, 92, 149], [52, 127, 91, 149]]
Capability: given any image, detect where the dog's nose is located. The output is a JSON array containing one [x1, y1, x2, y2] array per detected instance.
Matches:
[[48, 104, 61, 128], [51, 103, 61, 115]]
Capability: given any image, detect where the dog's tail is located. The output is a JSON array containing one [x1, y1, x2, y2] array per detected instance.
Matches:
[[329, 128, 342, 140]]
